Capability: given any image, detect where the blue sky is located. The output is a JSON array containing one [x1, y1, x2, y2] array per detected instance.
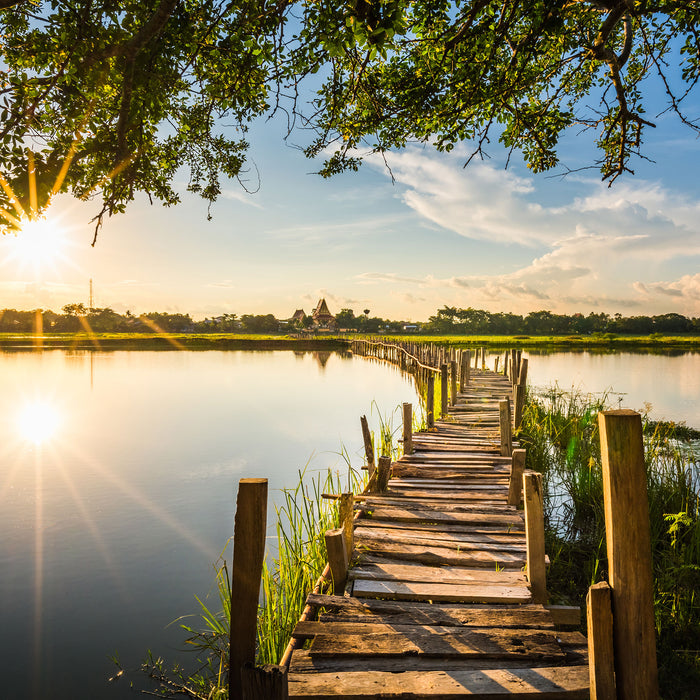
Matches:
[[1, 84, 699, 322]]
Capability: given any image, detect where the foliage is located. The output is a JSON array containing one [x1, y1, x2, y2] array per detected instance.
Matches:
[[0, 1, 698, 237], [519, 386, 700, 696], [0, 0, 282, 239]]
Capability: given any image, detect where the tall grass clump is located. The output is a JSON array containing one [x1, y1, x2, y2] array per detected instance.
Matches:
[[257, 461, 365, 664], [519, 385, 700, 697]]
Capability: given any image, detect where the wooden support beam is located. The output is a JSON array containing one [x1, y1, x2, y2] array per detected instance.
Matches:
[[508, 449, 526, 506], [360, 415, 375, 476], [450, 360, 457, 407], [599, 410, 659, 700], [587, 581, 616, 700], [514, 383, 526, 430], [499, 399, 512, 457], [324, 528, 348, 595], [230, 478, 268, 700], [242, 663, 289, 700], [376, 455, 392, 492], [426, 374, 435, 429], [402, 402, 413, 455], [524, 471, 547, 604], [440, 363, 448, 417], [338, 492, 354, 559]]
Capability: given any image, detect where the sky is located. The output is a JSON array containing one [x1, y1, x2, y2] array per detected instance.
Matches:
[[1, 78, 699, 322]]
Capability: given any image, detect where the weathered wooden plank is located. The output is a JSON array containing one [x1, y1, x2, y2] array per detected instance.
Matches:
[[354, 520, 524, 539], [351, 579, 531, 604], [307, 625, 564, 660], [355, 526, 526, 552], [290, 650, 569, 673], [359, 497, 519, 513], [384, 488, 508, 502], [288, 666, 589, 698], [306, 594, 555, 627], [355, 540, 527, 568], [358, 506, 524, 527], [349, 560, 527, 585]]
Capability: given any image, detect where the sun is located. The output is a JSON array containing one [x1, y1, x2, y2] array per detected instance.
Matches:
[[17, 399, 61, 445], [12, 216, 67, 267]]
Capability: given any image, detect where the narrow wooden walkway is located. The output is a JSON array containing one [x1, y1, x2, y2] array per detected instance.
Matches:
[[286, 367, 589, 698]]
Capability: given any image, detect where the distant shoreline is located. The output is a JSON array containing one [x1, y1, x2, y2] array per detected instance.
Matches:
[[1, 332, 699, 351]]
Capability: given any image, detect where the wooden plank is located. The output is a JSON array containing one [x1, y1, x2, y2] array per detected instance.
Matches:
[[358, 506, 524, 527], [355, 526, 526, 552], [546, 605, 581, 628], [384, 488, 508, 501], [348, 560, 527, 585], [290, 650, 571, 673], [359, 497, 519, 513], [354, 520, 525, 539], [307, 624, 564, 660], [288, 666, 589, 698], [306, 594, 556, 628], [351, 579, 531, 604], [354, 540, 527, 568]]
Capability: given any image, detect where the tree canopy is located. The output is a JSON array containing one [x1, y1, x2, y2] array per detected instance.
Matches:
[[0, 1, 697, 239]]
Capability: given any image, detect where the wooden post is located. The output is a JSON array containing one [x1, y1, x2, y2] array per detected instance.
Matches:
[[598, 410, 659, 699], [514, 383, 526, 430], [460, 351, 468, 391], [494, 356, 499, 373], [440, 363, 448, 416], [376, 455, 391, 492], [338, 492, 354, 560], [450, 360, 457, 406], [241, 664, 288, 700], [230, 478, 268, 700], [480, 346, 485, 370], [523, 471, 547, 604], [517, 357, 529, 386], [464, 350, 471, 385], [510, 349, 517, 382], [402, 402, 413, 455], [515, 350, 522, 382], [427, 373, 435, 429], [499, 398, 512, 457], [508, 449, 526, 506], [587, 581, 616, 700], [324, 528, 348, 595], [360, 415, 375, 475]]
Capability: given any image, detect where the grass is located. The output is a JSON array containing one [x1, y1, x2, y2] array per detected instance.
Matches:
[[518, 385, 700, 698]]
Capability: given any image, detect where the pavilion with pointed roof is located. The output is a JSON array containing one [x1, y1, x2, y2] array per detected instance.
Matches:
[[312, 298, 336, 330]]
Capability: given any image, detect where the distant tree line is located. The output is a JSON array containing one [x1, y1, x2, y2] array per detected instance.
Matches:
[[422, 307, 700, 335], [0, 304, 698, 336]]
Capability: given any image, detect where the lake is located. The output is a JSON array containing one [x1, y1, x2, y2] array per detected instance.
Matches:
[[1, 346, 698, 699]]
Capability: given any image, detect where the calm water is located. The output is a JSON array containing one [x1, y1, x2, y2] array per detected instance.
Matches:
[[0, 349, 419, 699], [1, 347, 698, 699]]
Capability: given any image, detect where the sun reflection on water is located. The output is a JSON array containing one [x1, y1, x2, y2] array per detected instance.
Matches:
[[17, 399, 61, 445]]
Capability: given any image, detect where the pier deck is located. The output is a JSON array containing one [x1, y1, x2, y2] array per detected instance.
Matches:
[[286, 368, 589, 698]]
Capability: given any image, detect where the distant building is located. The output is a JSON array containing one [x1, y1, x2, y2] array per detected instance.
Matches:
[[312, 298, 337, 331], [291, 309, 306, 324]]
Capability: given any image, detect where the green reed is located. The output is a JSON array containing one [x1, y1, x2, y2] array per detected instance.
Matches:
[[518, 385, 700, 695]]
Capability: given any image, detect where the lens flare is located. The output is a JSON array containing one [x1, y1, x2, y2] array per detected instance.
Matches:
[[17, 400, 61, 444]]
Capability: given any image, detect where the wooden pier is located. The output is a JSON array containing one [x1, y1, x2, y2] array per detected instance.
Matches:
[[230, 340, 659, 700], [284, 342, 589, 698]]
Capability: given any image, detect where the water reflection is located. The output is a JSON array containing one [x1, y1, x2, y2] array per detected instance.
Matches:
[[17, 399, 61, 444]]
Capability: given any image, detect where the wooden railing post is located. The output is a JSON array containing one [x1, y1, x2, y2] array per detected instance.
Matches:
[[360, 415, 375, 476], [480, 346, 485, 370], [324, 528, 348, 595], [450, 360, 457, 406], [377, 455, 392, 492], [499, 398, 512, 457], [508, 448, 526, 506], [598, 410, 659, 700], [338, 492, 354, 560], [517, 357, 528, 386], [440, 363, 448, 416], [494, 356, 499, 373], [514, 383, 526, 430], [523, 471, 546, 604], [241, 664, 288, 700], [230, 478, 268, 700], [402, 402, 413, 455], [426, 373, 435, 429], [587, 581, 615, 700]]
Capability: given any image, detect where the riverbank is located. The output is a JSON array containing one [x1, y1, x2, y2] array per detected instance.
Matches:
[[1, 331, 699, 352]]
